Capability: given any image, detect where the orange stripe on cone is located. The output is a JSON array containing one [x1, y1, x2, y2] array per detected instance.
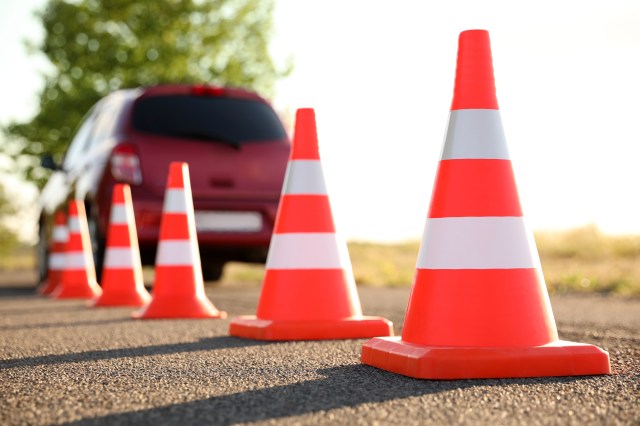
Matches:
[[362, 29, 610, 379], [273, 195, 336, 233], [158, 214, 191, 240], [256, 269, 361, 320], [428, 159, 522, 217], [133, 162, 225, 319], [402, 269, 557, 347], [105, 226, 132, 247], [37, 211, 68, 295], [92, 184, 150, 307], [229, 108, 393, 340], [290, 110, 321, 160], [51, 201, 102, 299]]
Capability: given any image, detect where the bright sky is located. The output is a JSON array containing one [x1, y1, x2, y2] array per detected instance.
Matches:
[[2, 0, 640, 242]]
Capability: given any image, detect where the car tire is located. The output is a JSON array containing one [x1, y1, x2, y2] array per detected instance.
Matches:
[[202, 260, 225, 282], [87, 205, 106, 283], [37, 218, 48, 283]]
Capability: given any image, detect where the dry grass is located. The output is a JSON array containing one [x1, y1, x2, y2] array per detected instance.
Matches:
[[536, 225, 640, 296], [0, 245, 37, 271], [347, 241, 419, 287], [3, 226, 639, 296], [222, 262, 267, 285]]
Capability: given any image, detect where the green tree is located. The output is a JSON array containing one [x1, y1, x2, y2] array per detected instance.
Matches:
[[0, 182, 19, 255], [4, 0, 286, 188]]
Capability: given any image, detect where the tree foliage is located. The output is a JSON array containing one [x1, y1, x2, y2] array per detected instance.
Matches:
[[5, 0, 285, 188], [0, 182, 19, 254]]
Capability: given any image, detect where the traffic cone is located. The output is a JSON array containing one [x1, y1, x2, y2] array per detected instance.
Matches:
[[133, 162, 225, 319], [37, 211, 68, 295], [92, 184, 150, 307], [51, 200, 102, 299], [361, 30, 611, 379], [229, 108, 393, 340]]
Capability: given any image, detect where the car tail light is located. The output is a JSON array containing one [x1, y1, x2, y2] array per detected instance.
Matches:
[[192, 85, 225, 96], [110, 143, 142, 184]]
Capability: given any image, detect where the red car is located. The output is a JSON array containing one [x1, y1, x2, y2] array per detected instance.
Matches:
[[38, 84, 290, 281]]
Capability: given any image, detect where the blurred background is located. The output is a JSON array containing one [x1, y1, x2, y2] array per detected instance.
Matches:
[[1, 0, 639, 294]]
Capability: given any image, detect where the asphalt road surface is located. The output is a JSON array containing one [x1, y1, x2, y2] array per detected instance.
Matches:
[[1, 271, 638, 425]]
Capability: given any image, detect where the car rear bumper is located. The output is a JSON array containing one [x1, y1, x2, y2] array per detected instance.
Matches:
[[131, 197, 277, 263]]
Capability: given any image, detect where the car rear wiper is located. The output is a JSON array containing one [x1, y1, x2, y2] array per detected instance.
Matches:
[[166, 130, 241, 150]]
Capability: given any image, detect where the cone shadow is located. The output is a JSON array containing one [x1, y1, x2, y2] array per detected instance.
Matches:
[[0, 317, 131, 331], [0, 303, 89, 316], [0, 336, 267, 369], [61, 365, 598, 425], [0, 286, 40, 299]]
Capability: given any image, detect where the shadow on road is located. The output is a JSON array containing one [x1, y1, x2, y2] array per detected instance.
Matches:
[[0, 286, 37, 299], [0, 317, 133, 331], [0, 303, 94, 316], [0, 336, 267, 369], [60, 365, 595, 425]]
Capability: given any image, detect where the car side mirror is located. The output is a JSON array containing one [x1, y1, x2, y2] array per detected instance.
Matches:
[[41, 155, 61, 171]]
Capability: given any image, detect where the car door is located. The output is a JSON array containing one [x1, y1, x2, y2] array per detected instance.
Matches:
[[39, 106, 98, 216], [74, 97, 123, 203]]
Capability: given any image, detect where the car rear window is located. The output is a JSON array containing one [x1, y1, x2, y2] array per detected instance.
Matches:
[[131, 95, 287, 144]]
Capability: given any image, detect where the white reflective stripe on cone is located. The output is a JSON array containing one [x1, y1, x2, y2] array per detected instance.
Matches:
[[65, 252, 88, 269], [163, 189, 188, 213], [49, 253, 65, 270], [156, 240, 197, 266], [52, 226, 68, 242], [266, 233, 352, 269], [416, 216, 541, 270], [441, 109, 510, 160], [282, 160, 328, 195], [104, 247, 135, 268], [68, 217, 81, 233], [109, 204, 128, 225]]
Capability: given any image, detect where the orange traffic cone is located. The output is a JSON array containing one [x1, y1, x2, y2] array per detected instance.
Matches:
[[133, 162, 225, 319], [92, 184, 150, 307], [361, 30, 610, 379], [37, 211, 68, 295], [229, 108, 393, 340], [51, 200, 102, 299]]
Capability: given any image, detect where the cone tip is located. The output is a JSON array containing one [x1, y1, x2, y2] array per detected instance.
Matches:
[[113, 182, 129, 191], [112, 183, 131, 204], [296, 107, 315, 118], [291, 108, 320, 160], [167, 162, 189, 189], [459, 29, 490, 39], [67, 200, 82, 216], [451, 29, 499, 110]]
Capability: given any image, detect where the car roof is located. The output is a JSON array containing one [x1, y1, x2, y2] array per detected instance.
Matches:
[[135, 84, 269, 104]]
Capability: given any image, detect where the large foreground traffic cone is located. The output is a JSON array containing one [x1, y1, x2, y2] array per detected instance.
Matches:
[[51, 200, 102, 299], [361, 30, 610, 379], [229, 108, 393, 340], [92, 184, 150, 307], [133, 162, 225, 319], [37, 211, 68, 295]]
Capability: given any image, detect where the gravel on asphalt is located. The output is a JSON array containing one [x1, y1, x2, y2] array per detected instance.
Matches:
[[0, 279, 638, 425]]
